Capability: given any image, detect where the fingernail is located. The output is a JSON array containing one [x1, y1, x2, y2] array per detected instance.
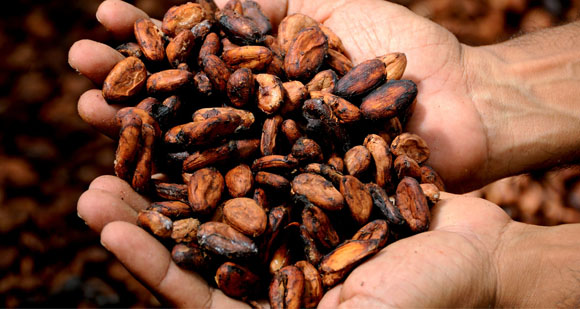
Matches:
[[77, 211, 85, 220], [100, 239, 110, 251]]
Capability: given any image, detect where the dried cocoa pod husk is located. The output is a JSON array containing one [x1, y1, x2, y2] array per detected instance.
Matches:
[[256, 73, 284, 115], [134, 18, 165, 62], [420, 183, 441, 206], [187, 167, 224, 214], [302, 205, 340, 249], [132, 123, 155, 193], [284, 26, 328, 81], [149, 201, 193, 220], [192, 107, 255, 132], [327, 154, 344, 174], [182, 139, 259, 172], [115, 42, 143, 58], [166, 30, 195, 68], [102, 57, 147, 102], [360, 79, 418, 121], [252, 155, 299, 172], [291, 173, 344, 211], [310, 91, 361, 124], [223, 197, 268, 237], [153, 181, 188, 203], [172, 242, 211, 270], [242, 0, 272, 35], [281, 119, 304, 146], [217, 9, 264, 45], [225, 164, 254, 198], [216, 262, 261, 299], [344, 145, 371, 178], [198, 32, 221, 66], [167, 112, 242, 147], [115, 113, 142, 181], [366, 183, 406, 227], [227, 68, 255, 108], [378, 52, 407, 81], [197, 221, 258, 259], [391, 132, 430, 164], [194, 71, 213, 96], [280, 81, 307, 116], [147, 69, 194, 94], [269, 242, 291, 274], [291, 137, 323, 163], [325, 49, 353, 77], [306, 69, 337, 93], [171, 218, 201, 243], [202, 54, 231, 93], [255, 171, 290, 191], [269, 265, 305, 309], [394, 154, 422, 180], [318, 24, 346, 54], [137, 210, 173, 238], [363, 134, 392, 188], [222, 46, 273, 72], [319, 239, 380, 287], [340, 175, 373, 226], [261, 115, 283, 156], [420, 165, 446, 191], [352, 219, 389, 248], [395, 176, 430, 233], [299, 225, 324, 266], [277, 13, 319, 55], [294, 261, 323, 308], [303, 163, 344, 187], [334, 58, 385, 99], [191, 19, 212, 39], [162, 2, 205, 37]]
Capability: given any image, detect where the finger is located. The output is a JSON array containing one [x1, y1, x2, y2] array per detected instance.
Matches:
[[287, 0, 355, 23], [101, 222, 250, 308], [429, 194, 512, 231], [68, 39, 124, 85], [77, 89, 122, 139], [89, 175, 150, 211], [96, 0, 149, 40], [318, 284, 342, 308], [77, 189, 138, 233]]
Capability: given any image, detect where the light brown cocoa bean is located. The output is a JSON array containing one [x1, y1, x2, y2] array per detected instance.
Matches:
[[132, 123, 155, 193], [251, 155, 299, 172], [334, 58, 385, 98], [344, 145, 371, 178], [295, 261, 323, 308], [225, 164, 254, 198], [310, 91, 361, 124], [115, 42, 142, 58], [102, 56, 147, 101], [394, 154, 422, 180], [261, 115, 283, 156], [327, 154, 344, 174], [325, 49, 353, 77], [281, 119, 304, 146], [284, 26, 328, 81], [227, 68, 255, 108], [115, 113, 142, 181], [256, 73, 284, 115], [197, 221, 258, 258], [166, 30, 195, 68], [363, 134, 392, 188], [167, 112, 242, 147], [137, 210, 173, 238], [277, 14, 319, 55], [318, 24, 346, 54], [303, 163, 344, 187], [280, 81, 307, 116], [291, 173, 344, 211], [352, 219, 389, 248], [192, 107, 255, 132], [319, 239, 379, 287], [306, 69, 337, 93], [147, 69, 194, 94], [187, 167, 224, 214], [216, 262, 261, 299], [134, 18, 165, 62], [378, 52, 407, 81], [302, 205, 340, 249], [223, 197, 267, 237], [149, 200, 193, 220], [162, 3, 205, 37], [360, 79, 418, 121], [391, 132, 430, 164], [222, 45, 273, 71], [198, 32, 221, 66], [153, 181, 188, 203], [269, 242, 291, 274], [255, 171, 290, 191], [202, 54, 231, 93], [171, 218, 201, 243], [395, 176, 430, 233], [340, 175, 373, 226], [420, 183, 441, 205], [420, 165, 446, 191], [269, 265, 305, 309]]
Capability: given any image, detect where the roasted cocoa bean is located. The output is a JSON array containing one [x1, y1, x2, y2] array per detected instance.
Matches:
[[256, 73, 284, 115], [166, 30, 195, 68], [149, 200, 192, 220], [277, 14, 319, 55], [183, 139, 260, 172], [255, 171, 290, 191], [222, 46, 273, 72], [420, 165, 446, 191], [325, 49, 353, 76], [162, 3, 205, 36], [360, 79, 418, 121], [306, 69, 338, 93], [352, 219, 389, 248], [147, 69, 194, 94], [242, 0, 272, 35], [261, 115, 283, 156], [153, 181, 188, 203], [291, 137, 323, 163], [134, 18, 165, 62], [172, 242, 210, 270], [394, 154, 422, 180], [269, 242, 291, 274], [252, 155, 299, 172], [217, 9, 263, 45], [420, 183, 441, 205], [310, 91, 361, 124], [301, 205, 340, 249], [366, 183, 406, 227], [203, 54, 231, 93], [280, 81, 307, 116], [319, 239, 379, 287], [198, 32, 221, 66], [281, 119, 304, 146], [171, 218, 201, 243], [192, 107, 255, 131], [227, 68, 255, 108], [363, 134, 393, 188]]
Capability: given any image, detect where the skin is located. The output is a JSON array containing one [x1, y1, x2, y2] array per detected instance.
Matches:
[[71, 0, 580, 307]]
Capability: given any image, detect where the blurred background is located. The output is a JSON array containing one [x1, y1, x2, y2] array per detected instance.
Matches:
[[0, 0, 579, 307]]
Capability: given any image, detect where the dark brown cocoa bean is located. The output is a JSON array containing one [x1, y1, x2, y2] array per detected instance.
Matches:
[[187, 167, 224, 214], [340, 175, 373, 226], [197, 221, 258, 258], [269, 242, 291, 274], [227, 68, 255, 108], [269, 265, 305, 309], [395, 177, 430, 232], [153, 181, 188, 203], [303, 163, 344, 187], [132, 123, 155, 193], [325, 49, 353, 77], [310, 91, 361, 124], [183, 139, 260, 172], [420, 165, 446, 191], [335, 59, 385, 99], [277, 14, 319, 55], [115, 113, 142, 181], [166, 112, 242, 147], [251, 155, 299, 172], [366, 183, 406, 227], [217, 9, 264, 45], [361, 79, 417, 121], [280, 81, 308, 116], [216, 262, 261, 299], [327, 154, 344, 174], [319, 24, 346, 54], [194, 71, 213, 96], [291, 137, 323, 163], [198, 32, 221, 66], [191, 19, 212, 39], [134, 18, 165, 62], [192, 107, 255, 131], [302, 205, 340, 249], [203, 54, 231, 93], [255, 171, 290, 191], [284, 26, 328, 81], [242, 0, 272, 35], [281, 119, 304, 146], [115, 42, 143, 58], [172, 242, 210, 270], [261, 115, 283, 156]]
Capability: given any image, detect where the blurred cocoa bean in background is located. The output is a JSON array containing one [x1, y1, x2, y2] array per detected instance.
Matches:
[[0, 0, 578, 307]]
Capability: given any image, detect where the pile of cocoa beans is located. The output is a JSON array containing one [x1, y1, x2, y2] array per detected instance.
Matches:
[[102, 0, 445, 307]]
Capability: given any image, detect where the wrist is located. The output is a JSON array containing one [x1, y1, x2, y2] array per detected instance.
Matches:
[[494, 222, 580, 307]]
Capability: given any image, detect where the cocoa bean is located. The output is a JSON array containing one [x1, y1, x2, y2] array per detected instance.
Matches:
[[394, 154, 422, 180], [291, 173, 344, 211], [306, 69, 338, 93], [335, 59, 385, 98], [153, 181, 188, 203], [284, 26, 328, 81], [147, 69, 194, 94], [252, 155, 299, 172], [281, 119, 304, 146], [352, 219, 389, 248], [255, 171, 290, 191], [217, 9, 264, 45], [291, 137, 323, 163], [198, 32, 221, 66], [223, 197, 267, 237], [149, 200, 192, 220], [187, 167, 224, 214], [162, 3, 205, 37], [260, 115, 283, 156], [294, 261, 323, 308], [391, 132, 430, 164], [222, 46, 273, 72], [216, 262, 261, 299], [137, 210, 173, 238], [102, 57, 147, 102], [134, 18, 165, 62], [340, 175, 373, 226], [256, 73, 284, 115], [325, 49, 353, 77], [378, 52, 407, 81], [280, 81, 307, 116], [225, 164, 254, 198], [319, 239, 379, 287], [360, 79, 418, 121], [420, 183, 441, 205], [301, 205, 340, 249], [395, 176, 430, 233], [202, 54, 231, 93], [182, 139, 260, 172], [242, 0, 272, 35], [363, 134, 393, 188], [421, 165, 446, 191], [310, 91, 361, 124], [366, 183, 406, 227], [166, 30, 195, 68], [171, 218, 201, 243], [197, 221, 258, 258], [344, 145, 371, 178], [227, 68, 255, 108], [277, 14, 318, 55], [269, 265, 304, 309]]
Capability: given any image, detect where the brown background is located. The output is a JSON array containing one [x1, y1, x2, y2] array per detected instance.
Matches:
[[0, 0, 578, 307]]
